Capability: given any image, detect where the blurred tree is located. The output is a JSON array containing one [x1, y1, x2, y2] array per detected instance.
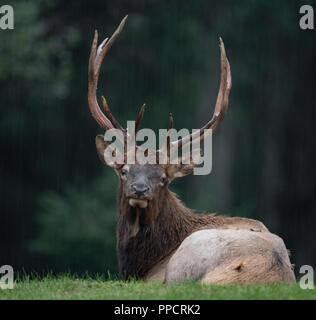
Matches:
[[29, 169, 118, 274], [1, 0, 315, 275]]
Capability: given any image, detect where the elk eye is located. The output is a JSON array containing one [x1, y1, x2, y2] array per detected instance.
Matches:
[[160, 176, 167, 184], [121, 168, 128, 176]]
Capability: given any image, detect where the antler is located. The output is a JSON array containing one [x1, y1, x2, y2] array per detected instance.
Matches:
[[89, 17, 232, 165], [88, 15, 128, 132], [170, 37, 232, 151], [135, 103, 146, 133]]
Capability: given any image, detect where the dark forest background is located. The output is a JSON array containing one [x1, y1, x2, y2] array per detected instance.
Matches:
[[0, 0, 315, 277]]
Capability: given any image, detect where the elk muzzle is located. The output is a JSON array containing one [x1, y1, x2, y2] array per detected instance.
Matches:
[[128, 182, 151, 208]]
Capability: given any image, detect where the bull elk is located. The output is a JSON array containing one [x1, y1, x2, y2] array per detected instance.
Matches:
[[88, 16, 295, 283]]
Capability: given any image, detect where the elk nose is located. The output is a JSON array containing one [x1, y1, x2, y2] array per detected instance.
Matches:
[[132, 183, 149, 198]]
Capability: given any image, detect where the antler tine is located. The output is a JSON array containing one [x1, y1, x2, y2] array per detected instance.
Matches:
[[135, 103, 146, 133], [88, 16, 128, 131], [168, 113, 174, 130], [94, 15, 128, 82], [101, 96, 124, 131], [206, 38, 232, 132], [171, 37, 232, 150]]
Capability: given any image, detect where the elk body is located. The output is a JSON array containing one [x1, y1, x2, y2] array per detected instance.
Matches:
[[88, 16, 295, 284]]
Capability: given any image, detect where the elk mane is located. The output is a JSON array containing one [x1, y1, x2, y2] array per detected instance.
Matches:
[[116, 185, 220, 278]]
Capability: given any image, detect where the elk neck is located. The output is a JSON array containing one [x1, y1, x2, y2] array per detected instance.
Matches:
[[116, 183, 216, 279]]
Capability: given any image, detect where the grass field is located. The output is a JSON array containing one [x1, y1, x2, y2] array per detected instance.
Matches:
[[0, 274, 315, 300]]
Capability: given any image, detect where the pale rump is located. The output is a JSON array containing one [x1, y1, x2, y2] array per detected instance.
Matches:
[[164, 229, 295, 284]]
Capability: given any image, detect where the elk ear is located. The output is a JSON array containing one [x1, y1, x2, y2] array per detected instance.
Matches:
[[96, 135, 111, 165], [166, 164, 195, 180], [96, 134, 125, 169], [166, 148, 203, 180]]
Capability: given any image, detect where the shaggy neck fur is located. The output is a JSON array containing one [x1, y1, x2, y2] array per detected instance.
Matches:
[[116, 184, 223, 279]]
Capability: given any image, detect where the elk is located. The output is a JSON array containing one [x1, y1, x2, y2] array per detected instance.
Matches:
[[88, 16, 295, 284]]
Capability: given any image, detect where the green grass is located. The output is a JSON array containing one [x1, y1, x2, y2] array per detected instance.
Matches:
[[0, 274, 315, 300]]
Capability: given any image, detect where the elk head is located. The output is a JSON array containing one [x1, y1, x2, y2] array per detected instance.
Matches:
[[88, 16, 231, 236]]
